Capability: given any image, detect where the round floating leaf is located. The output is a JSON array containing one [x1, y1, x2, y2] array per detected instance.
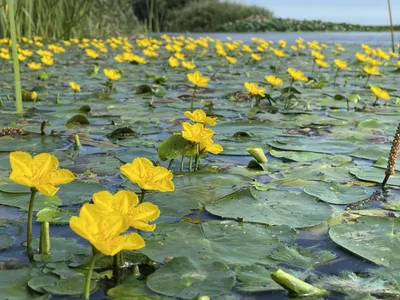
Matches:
[[107, 127, 135, 139], [270, 148, 326, 162], [158, 134, 197, 161], [0, 234, 14, 251], [269, 245, 336, 268], [135, 84, 153, 94], [65, 114, 90, 127], [43, 276, 96, 296], [350, 167, 400, 186], [206, 188, 332, 228], [0, 192, 61, 211], [146, 257, 235, 299], [303, 183, 373, 205], [329, 216, 400, 267], [140, 220, 296, 265], [28, 275, 59, 293], [0, 268, 46, 300], [268, 138, 359, 154], [36, 207, 77, 224]]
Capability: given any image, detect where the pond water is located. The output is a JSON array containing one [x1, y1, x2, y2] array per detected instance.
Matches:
[[0, 33, 400, 299]]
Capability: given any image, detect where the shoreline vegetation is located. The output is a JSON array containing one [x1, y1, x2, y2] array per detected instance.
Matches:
[[0, 0, 398, 39]]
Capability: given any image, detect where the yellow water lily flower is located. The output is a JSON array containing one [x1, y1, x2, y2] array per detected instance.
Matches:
[[315, 59, 329, 68], [31, 91, 37, 101], [199, 138, 223, 155], [311, 51, 324, 60], [251, 53, 262, 61], [355, 52, 368, 62], [265, 75, 283, 87], [92, 190, 160, 231], [168, 56, 180, 68], [244, 82, 265, 97], [104, 68, 121, 81], [41, 55, 54, 66], [28, 62, 41, 70], [70, 203, 145, 256], [226, 56, 237, 64], [334, 59, 348, 69], [287, 68, 308, 81], [182, 61, 196, 70], [9, 152, 75, 196], [69, 81, 81, 92], [371, 87, 390, 100], [184, 109, 217, 126], [363, 65, 381, 76], [279, 40, 287, 48], [86, 48, 99, 59], [120, 157, 174, 192], [187, 71, 210, 88], [182, 122, 215, 144], [271, 48, 286, 57]]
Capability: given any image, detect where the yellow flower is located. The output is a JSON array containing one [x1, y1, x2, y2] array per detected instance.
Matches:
[[168, 56, 180, 68], [86, 48, 99, 59], [244, 82, 265, 97], [9, 152, 75, 196], [182, 122, 215, 144], [187, 71, 210, 88], [251, 53, 262, 61], [287, 68, 308, 81], [271, 48, 286, 57], [199, 138, 223, 155], [265, 75, 283, 87], [41, 56, 54, 66], [311, 51, 324, 60], [31, 91, 37, 101], [334, 59, 348, 69], [279, 40, 287, 48], [69, 81, 81, 92], [18, 53, 27, 61], [104, 68, 121, 81], [291, 45, 298, 51], [92, 190, 160, 231], [226, 56, 237, 64], [174, 52, 185, 60], [363, 65, 381, 76], [184, 109, 217, 126], [182, 61, 196, 70], [315, 59, 329, 68], [70, 203, 145, 256], [371, 87, 390, 100], [355, 52, 368, 62], [28, 62, 41, 70], [120, 157, 174, 192]]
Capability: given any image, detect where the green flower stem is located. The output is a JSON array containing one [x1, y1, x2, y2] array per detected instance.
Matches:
[[311, 60, 316, 76], [189, 155, 193, 171], [167, 159, 174, 170], [7, 0, 23, 114], [180, 156, 184, 171], [194, 144, 201, 171], [113, 251, 124, 273], [140, 189, 146, 203], [346, 98, 350, 112], [364, 74, 371, 87], [373, 96, 380, 106], [190, 85, 197, 112], [333, 68, 340, 86], [27, 187, 37, 257], [74, 91, 77, 101], [84, 248, 100, 300], [39, 221, 50, 255], [284, 80, 294, 109]]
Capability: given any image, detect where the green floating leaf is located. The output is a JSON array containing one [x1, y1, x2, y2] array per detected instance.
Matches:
[[303, 183, 373, 205], [140, 220, 296, 265], [350, 167, 400, 186], [135, 84, 153, 94], [270, 148, 326, 162], [269, 245, 336, 268], [0, 234, 14, 251], [206, 188, 332, 228], [158, 134, 197, 161], [43, 276, 96, 296], [107, 127, 135, 139], [269, 138, 359, 154], [236, 265, 283, 292], [147, 257, 235, 299], [0, 193, 61, 211], [65, 114, 90, 127], [329, 216, 400, 267], [36, 207, 77, 224]]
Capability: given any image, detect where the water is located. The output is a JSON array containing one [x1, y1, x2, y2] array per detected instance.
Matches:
[[166, 31, 400, 45]]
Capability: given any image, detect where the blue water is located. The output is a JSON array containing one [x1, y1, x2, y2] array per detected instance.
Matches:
[[166, 31, 400, 45]]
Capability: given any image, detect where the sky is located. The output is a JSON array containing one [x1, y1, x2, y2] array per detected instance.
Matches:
[[234, 0, 400, 25]]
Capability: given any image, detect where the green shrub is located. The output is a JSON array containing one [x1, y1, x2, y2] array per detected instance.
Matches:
[[164, 0, 274, 32]]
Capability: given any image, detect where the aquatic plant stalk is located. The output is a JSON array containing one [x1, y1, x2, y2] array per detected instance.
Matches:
[[84, 247, 99, 300], [7, 0, 23, 114], [333, 68, 340, 86], [167, 159, 174, 170], [39, 221, 51, 255], [271, 269, 328, 296], [382, 122, 400, 188], [27, 187, 38, 256], [190, 86, 197, 112], [364, 74, 370, 87], [195, 144, 201, 171], [180, 156, 184, 171], [140, 189, 146, 203], [284, 80, 294, 109], [387, 0, 395, 52]]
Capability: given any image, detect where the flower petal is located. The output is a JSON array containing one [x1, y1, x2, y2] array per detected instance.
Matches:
[[46, 169, 75, 186], [9, 152, 34, 186], [33, 153, 59, 179], [116, 233, 145, 251], [130, 202, 160, 222], [36, 183, 59, 196]]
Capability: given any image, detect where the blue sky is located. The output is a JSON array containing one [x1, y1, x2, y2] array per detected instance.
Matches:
[[235, 0, 400, 25]]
